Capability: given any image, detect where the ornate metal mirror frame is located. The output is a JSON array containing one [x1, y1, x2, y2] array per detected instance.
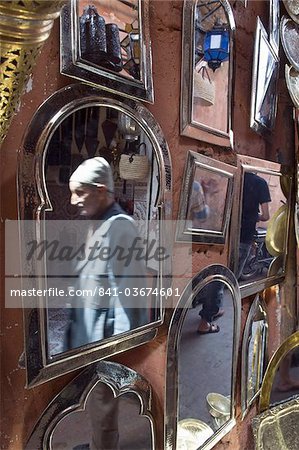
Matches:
[[180, 0, 235, 147], [175, 151, 236, 244], [60, 0, 154, 103], [165, 265, 241, 450], [16, 83, 171, 387], [241, 294, 268, 417], [25, 360, 155, 449], [230, 155, 292, 298], [250, 17, 279, 135]]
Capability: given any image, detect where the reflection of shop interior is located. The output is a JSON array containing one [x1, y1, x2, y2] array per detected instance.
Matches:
[[45, 107, 157, 223], [78, 0, 140, 78]]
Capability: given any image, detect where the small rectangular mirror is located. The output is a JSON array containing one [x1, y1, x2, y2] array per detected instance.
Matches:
[[231, 156, 291, 297], [60, 0, 154, 103], [250, 17, 279, 135], [176, 151, 235, 244], [180, 0, 235, 147]]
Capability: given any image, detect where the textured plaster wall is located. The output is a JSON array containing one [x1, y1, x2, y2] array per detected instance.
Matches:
[[0, 1, 296, 449]]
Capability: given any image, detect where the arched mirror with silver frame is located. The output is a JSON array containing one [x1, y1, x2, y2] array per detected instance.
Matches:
[[241, 293, 268, 418], [165, 265, 241, 450], [60, 0, 154, 103], [180, 0, 235, 147], [13, 83, 171, 387], [230, 155, 292, 298], [25, 361, 155, 449]]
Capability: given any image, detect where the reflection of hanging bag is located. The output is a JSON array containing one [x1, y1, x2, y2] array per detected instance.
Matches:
[[119, 142, 150, 181], [194, 65, 215, 106]]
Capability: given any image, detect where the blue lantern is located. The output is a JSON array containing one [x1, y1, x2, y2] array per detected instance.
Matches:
[[203, 23, 229, 71]]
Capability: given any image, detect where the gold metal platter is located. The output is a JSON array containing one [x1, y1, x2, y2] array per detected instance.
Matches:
[[285, 64, 299, 108], [283, 0, 299, 24], [281, 16, 299, 71], [267, 255, 283, 278], [252, 397, 299, 450], [177, 418, 214, 450], [265, 204, 287, 257]]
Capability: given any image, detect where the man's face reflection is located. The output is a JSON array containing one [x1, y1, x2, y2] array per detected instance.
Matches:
[[69, 181, 105, 217]]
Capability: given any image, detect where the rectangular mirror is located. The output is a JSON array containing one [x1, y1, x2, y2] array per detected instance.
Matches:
[[60, 0, 154, 103], [250, 17, 279, 135], [180, 0, 235, 147], [176, 151, 235, 244], [230, 156, 291, 297]]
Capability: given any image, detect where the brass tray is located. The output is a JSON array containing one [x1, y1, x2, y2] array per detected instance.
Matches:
[[281, 16, 299, 71], [285, 64, 299, 109], [177, 418, 214, 450], [283, 0, 299, 24], [267, 255, 283, 278], [252, 397, 299, 450], [265, 204, 287, 257]]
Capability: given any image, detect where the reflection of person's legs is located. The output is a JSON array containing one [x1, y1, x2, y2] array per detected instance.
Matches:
[[197, 282, 224, 333], [236, 242, 252, 280], [200, 282, 223, 320], [88, 382, 120, 450]]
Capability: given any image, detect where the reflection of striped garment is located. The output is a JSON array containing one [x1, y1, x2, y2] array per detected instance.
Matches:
[[189, 181, 209, 220]]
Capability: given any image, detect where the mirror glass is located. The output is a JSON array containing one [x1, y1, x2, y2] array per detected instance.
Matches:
[[177, 280, 234, 448], [77, 0, 140, 80], [236, 166, 289, 288], [176, 151, 235, 244], [41, 105, 161, 357], [51, 381, 152, 449], [242, 296, 268, 414], [61, 0, 154, 102], [269, 347, 299, 407], [250, 18, 279, 135], [181, 0, 235, 147]]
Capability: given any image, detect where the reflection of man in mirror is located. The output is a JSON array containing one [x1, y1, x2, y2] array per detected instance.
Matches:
[[188, 180, 209, 225], [188, 179, 219, 227], [64, 156, 148, 351], [237, 172, 271, 279]]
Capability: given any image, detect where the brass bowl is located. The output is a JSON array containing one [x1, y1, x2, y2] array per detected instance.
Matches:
[[177, 418, 214, 450], [206, 393, 231, 418]]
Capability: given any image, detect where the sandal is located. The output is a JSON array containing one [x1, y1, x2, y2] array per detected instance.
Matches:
[[197, 323, 220, 335], [212, 309, 225, 320]]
